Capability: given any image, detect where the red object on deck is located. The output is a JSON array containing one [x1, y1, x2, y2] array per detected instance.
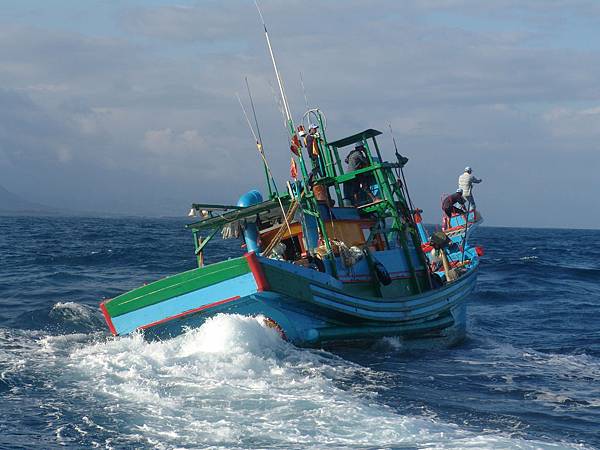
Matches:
[[421, 243, 434, 253]]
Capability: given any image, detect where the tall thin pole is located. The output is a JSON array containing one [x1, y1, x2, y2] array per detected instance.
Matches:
[[245, 77, 273, 197], [236, 93, 292, 237], [300, 72, 309, 110], [255, 1, 292, 128], [254, 0, 309, 185], [253, 1, 335, 275]]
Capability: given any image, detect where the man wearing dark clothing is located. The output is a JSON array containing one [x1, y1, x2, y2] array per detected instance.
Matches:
[[343, 144, 375, 205], [442, 189, 466, 218], [345, 145, 369, 171], [304, 123, 324, 177]]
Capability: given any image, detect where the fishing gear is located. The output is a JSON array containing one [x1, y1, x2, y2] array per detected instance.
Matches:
[[255, 0, 293, 129], [300, 72, 310, 111], [245, 77, 273, 198], [236, 92, 293, 236]]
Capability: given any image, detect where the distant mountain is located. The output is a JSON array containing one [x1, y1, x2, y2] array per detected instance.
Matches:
[[0, 184, 56, 215]]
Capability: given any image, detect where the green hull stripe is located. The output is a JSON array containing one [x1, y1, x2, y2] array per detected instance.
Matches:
[[105, 256, 250, 318]]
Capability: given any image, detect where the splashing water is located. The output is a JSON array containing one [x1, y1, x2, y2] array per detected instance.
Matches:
[[1, 217, 598, 449], [0, 314, 587, 449]]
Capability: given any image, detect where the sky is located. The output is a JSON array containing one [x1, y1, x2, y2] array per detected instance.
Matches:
[[0, 0, 599, 228]]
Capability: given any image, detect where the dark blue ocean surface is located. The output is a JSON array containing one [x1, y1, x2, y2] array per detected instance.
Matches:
[[0, 216, 598, 449]]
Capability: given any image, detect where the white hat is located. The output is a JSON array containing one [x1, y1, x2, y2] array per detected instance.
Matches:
[[464, 166, 472, 173], [456, 188, 463, 193], [309, 123, 318, 129]]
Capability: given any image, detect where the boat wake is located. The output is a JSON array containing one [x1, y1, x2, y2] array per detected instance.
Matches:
[[0, 314, 587, 449]]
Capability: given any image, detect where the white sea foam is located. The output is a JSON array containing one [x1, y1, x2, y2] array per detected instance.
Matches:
[[0, 318, 588, 449], [51, 301, 98, 318], [62, 315, 582, 449], [519, 256, 539, 261]]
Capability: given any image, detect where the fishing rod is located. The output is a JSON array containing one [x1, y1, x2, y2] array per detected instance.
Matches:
[[254, 0, 311, 192], [268, 79, 287, 127], [236, 92, 293, 237], [255, 0, 293, 131], [300, 72, 309, 111], [388, 123, 415, 212], [245, 77, 273, 198], [253, 1, 336, 273]]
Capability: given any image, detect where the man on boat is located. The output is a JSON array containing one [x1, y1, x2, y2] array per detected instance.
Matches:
[[304, 123, 323, 176], [458, 166, 482, 210], [345, 144, 369, 171], [442, 189, 467, 228], [304, 124, 319, 156], [343, 144, 376, 205]]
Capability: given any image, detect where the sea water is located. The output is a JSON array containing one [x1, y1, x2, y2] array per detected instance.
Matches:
[[0, 216, 598, 449]]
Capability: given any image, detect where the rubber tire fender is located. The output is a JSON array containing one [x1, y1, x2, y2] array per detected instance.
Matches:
[[374, 261, 392, 286]]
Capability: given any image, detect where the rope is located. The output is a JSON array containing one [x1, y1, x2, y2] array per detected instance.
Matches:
[[262, 198, 301, 257]]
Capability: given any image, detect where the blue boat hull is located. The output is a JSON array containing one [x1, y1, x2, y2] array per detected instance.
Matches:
[[139, 254, 476, 347]]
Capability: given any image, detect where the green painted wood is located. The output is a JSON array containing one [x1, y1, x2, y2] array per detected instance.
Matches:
[[263, 264, 314, 302], [328, 129, 382, 148], [105, 256, 250, 317]]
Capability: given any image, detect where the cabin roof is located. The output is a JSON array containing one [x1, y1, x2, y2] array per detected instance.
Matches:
[[186, 195, 291, 231], [328, 129, 382, 148]]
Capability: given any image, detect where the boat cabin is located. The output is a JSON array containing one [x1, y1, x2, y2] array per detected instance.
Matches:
[[186, 119, 436, 298]]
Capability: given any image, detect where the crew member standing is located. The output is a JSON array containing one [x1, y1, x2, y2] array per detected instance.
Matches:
[[343, 144, 376, 205], [304, 123, 322, 176], [458, 166, 482, 209]]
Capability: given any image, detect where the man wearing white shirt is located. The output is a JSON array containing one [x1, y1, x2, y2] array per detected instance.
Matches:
[[458, 166, 482, 209]]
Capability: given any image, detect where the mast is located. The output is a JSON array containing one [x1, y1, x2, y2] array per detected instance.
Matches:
[[254, 1, 336, 275]]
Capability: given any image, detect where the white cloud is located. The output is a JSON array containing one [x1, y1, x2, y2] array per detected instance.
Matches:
[[0, 1, 599, 225], [143, 128, 204, 154]]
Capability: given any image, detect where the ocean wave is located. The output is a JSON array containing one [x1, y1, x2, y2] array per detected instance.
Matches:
[[57, 315, 585, 449], [11, 301, 105, 334], [1, 316, 589, 449], [519, 256, 539, 261], [456, 338, 600, 415]]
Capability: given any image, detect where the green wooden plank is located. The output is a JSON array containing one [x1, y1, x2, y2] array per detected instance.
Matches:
[[105, 257, 250, 317]]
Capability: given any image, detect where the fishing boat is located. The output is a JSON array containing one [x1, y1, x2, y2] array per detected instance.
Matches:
[[99, 123, 483, 346], [99, 10, 484, 348]]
